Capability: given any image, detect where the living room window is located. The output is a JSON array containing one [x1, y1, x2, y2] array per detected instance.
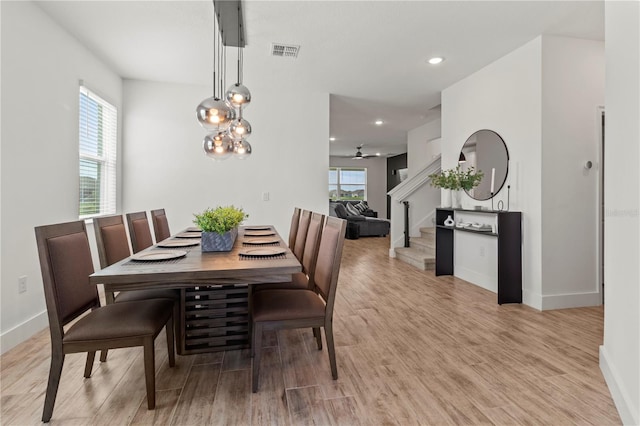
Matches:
[[329, 167, 367, 201], [78, 85, 117, 219]]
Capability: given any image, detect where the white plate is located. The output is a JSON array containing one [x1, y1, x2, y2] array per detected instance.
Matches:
[[131, 250, 187, 261], [244, 226, 271, 231], [243, 230, 276, 237], [175, 232, 202, 239], [239, 247, 286, 257], [244, 238, 280, 245], [186, 227, 203, 232], [157, 239, 200, 248]]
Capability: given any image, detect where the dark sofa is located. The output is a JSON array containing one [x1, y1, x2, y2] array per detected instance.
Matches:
[[329, 202, 390, 237]]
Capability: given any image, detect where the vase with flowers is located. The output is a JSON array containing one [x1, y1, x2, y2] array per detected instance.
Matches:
[[429, 166, 483, 209]]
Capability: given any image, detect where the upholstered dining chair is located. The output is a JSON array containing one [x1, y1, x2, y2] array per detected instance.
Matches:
[[251, 216, 347, 392], [126, 211, 154, 253], [292, 209, 312, 262], [35, 220, 175, 422], [253, 212, 324, 292], [94, 214, 180, 360], [288, 207, 301, 253], [150, 208, 171, 243]]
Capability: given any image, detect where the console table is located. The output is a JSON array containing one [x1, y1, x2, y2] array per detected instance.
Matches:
[[435, 208, 522, 304]]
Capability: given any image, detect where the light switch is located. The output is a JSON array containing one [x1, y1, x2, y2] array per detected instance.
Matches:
[[262, 192, 270, 201]]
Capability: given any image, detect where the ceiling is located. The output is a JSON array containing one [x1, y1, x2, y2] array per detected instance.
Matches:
[[35, 1, 604, 158]]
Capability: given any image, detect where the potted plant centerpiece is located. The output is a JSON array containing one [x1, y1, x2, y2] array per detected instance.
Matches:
[[194, 205, 248, 252], [429, 166, 483, 208]]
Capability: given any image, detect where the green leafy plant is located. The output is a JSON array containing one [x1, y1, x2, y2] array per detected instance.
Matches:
[[193, 205, 248, 235], [429, 166, 484, 191]]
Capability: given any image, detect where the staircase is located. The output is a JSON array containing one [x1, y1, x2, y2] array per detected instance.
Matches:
[[394, 227, 435, 271]]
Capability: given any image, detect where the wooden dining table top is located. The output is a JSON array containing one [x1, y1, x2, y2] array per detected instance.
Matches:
[[89, 225, 302, 291]]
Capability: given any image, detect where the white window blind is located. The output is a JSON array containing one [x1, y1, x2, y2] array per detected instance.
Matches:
[[79, 85, 117, 218]]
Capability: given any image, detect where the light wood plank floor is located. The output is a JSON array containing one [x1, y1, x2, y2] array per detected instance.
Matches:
[[1, 236, 620, 425]]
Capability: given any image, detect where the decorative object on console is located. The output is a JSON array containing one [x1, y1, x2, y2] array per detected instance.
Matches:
[[443, 215, 454, 227], [459, 129, 509, 200], [193, 205, 248, 252], [429, 166, 483, 209], [197, 1, 252, 161]]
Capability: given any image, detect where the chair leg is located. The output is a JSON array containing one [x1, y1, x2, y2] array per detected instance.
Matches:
[[42, 351, 65, 423], [251, 323, 263, 393], [166, 314, 175, 368], [248, 285, 254, 357], [99, 349, 109, 362], [84, 351, 96, 378], [313, 327, 322, 350], [143, 338, 156, 409], [325, 321, 338, 380]]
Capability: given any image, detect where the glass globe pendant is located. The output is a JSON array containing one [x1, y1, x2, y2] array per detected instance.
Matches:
[[225, 83, 251, 109], [233, 139, 252, 159], [203, 132, 234, 161], [227, 117, 252, 141], [196, 97, 236, 131]]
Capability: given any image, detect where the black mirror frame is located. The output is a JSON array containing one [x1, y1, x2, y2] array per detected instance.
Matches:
[[460, 129, 509, 201]]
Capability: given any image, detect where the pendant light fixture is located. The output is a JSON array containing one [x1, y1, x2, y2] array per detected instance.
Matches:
[[197, 1, 252, 161]]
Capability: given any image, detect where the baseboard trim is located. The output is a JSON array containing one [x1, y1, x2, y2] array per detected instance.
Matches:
[[522, 289, 542, 310], [599, 345, 638, 425], [540, 291, 602, 310], [0, 310, 48, 355], [454, 267, 497, 294], [389, 248, 396, 258]]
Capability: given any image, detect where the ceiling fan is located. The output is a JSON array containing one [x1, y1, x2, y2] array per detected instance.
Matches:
[[352, 145, 374, 160]]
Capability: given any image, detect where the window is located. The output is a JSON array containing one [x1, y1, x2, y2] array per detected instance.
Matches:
[[78, 86, 117, 218], [329, 167, 367, 201]]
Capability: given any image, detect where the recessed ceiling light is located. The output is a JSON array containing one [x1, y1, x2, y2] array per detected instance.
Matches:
[[375, 120, 384, 125], [428, 57, 444, 65], [376, 152, 381, 156], [329, 137, 336, 141]]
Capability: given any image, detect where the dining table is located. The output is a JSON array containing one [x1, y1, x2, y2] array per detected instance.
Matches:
[[89, 225, 301, 355]]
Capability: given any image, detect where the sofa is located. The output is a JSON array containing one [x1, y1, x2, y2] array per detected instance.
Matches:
[[329, 201, 390, 237]]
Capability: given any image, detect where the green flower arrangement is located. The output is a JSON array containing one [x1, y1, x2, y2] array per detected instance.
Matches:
[[429, 166, 484, 191], [193, 205, 248, 235]]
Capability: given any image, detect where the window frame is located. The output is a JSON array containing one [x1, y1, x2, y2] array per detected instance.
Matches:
[[78, 85, 118, 219], [329, 167, 367, 201]]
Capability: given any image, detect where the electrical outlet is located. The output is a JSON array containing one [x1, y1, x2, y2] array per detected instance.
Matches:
[[479, 246, 485, 257], [18, 276, 27, 294], [262, 192, 270, 201]]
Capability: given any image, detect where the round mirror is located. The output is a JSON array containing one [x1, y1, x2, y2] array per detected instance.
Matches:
[[459, 130, 509, 200]]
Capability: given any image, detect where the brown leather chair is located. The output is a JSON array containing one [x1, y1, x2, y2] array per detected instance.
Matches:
[[35, 220, 175, 422], [126, 211, 154, 253], [254, 212, 324, 292], [288, 207, 301, 253], [150, 208, 171, 243], [251, 216, 347, 392], [292, 209, 312, 262], [94, 214, 180, 360]]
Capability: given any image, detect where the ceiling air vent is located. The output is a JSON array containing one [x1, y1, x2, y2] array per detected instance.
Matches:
[[271, 43, 300, 58]]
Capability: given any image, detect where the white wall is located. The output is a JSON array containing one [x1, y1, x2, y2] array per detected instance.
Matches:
[[407, 117, 441, 177], [0, 1, 123, 353], [600, 2, 640, 424], [442, 37, 543, 309], [541, 36, 605, 309], [329, 156, 387, 217], [122, 79, 329, 243]]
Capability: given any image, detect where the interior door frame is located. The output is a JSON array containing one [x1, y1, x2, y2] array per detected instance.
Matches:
[[597, 105, 605, 304]]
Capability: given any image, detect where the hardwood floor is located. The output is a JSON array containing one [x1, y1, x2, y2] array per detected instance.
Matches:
[[1, 236, 620, 425]]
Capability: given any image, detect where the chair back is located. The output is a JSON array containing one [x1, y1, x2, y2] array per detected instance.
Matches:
[[35, 221, 100, 343], [302, 212, 325, 281], [151, 208, 171, 242], [126, 211, 154, 253], [94, 214, 131, 268], [313, 217, 347, 315], [293, 210, 312, 261], [288, 207, 301, 252]]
